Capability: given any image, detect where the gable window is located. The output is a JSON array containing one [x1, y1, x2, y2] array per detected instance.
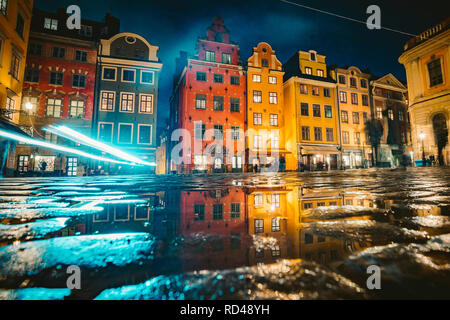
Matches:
[[351, 93, 358, 105], [269, 76, 276, 84], [230, 97, 240, 112], [98, 123, 113, 143], [205, 50, 215, 62], [196, 72, 206, 81], [75, 50, 87, 62], [79, 25, 92, 37], [253, 90, 262, 103], [213, 74, 223, 83], [305, 67, 312, 75], [120, 93, 134, 112], [270, 114, 278, 126], [69, 100, 85, 118], [301, 103, 309, 116], [326, 128, 334, 142], [261, 59, 269, 67], [24, 68, 40, 83], [301, 126, 310, 140], [118, 123, 133, 144], [230, 75, 240, 85], [350, 77, 357, 88], [46, 98, 62, 117], [339, 91, 347, 103], [310, 52, 316, 61], [100, 91, 115, 111], [44, 18, 58, 30], [195, 94, 206, 109], [253, 113, 262, 125], [360, 79, 367, 88], [102, 67, 116, 81], [222, 53, 231, 64], [269, 92, 277, 104], [52, 47, 65, 58], [314, 127, 322, 141], [49, 72, 63, 85], [338, 75, 346, 84], [324, 105, 332, 118], [141, 71, 154, 84], [139, 94, 153, 113], [427, 58, 443, 87], [313, 104, 321, 117], [213, 96, 224, 111], [317, 69, 324, 77], [341, 110, 348, 123], [122, 69, 135, 82], [138, 124, 152, 144], [72, 74, 86, 88]]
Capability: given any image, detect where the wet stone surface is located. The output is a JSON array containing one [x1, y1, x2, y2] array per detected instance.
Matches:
[[0, 167, 449, 299]]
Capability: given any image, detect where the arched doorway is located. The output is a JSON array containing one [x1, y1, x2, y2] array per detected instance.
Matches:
[[432, 113, 448, 165]]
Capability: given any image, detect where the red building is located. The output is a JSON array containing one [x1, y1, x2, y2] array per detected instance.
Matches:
[[14, 8, 119, 176], [170, 16, 247, 173]]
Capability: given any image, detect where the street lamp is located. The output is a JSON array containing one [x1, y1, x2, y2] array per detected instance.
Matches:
[[25, 102, 33, 111], [419, 132, 426, 167]]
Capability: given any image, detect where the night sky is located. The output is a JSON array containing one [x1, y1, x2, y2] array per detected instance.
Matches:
[[35, 0, 449, 134]]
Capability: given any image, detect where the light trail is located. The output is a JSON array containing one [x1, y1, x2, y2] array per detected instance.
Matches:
[[0, 129, 135, 165], [45, 125, 156, 166]]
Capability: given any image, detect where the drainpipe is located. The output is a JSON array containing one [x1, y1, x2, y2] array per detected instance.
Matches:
[[91, 40, 103, 173], [336, 83, 343, 170]]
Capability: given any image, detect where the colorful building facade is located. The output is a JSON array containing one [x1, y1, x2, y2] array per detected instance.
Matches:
[[331, 66, 372, 168], [399, 17, 450, 165], [169, 16, 247, 173], [283, 50, 340, 171]]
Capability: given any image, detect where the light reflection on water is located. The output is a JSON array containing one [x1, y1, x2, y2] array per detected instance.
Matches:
[[0, 167, 449, 299]]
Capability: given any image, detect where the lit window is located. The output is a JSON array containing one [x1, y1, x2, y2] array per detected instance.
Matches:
[[272, 218, 280, 232], [252, 74, 261, 82], [305, 67, 312, 75], [195, 94, 206, 109], [222, 53, 231, 64], [120, 93, 134, 112], [317, 69, 324, 77], [253, 90, 262, 103], [271, 135, 279, 149], [46, 98, 62, 117], [140, 94, 153, 113], [100, 91, 115, 111], [270, 114, 278, 126], [0, 0, 7, 16], [254, 195, 263, 208], [324, 105, 332, 118], [339, 91, 347, 103], [269, 92, 277, 104], [254, 218, 264, 233], [300, 84, 308, 94], [253, 113, 262, 125], [213, 96, 224, 111], [353, 112, 360, 124], [253, 135, 262, 149], [205, 50, 215, 62], [341, 111, 348, 123], [268, 76, 277, 84], [69, 100, 85, 118], [44, 18, 58, 30], [312, 86, 320, 96]]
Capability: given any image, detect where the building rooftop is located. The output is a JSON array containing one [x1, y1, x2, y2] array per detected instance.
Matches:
[[403, 16, 450, 51]]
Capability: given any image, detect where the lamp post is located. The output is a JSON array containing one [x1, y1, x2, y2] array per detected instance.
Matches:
[[419, 132, 426, 167]]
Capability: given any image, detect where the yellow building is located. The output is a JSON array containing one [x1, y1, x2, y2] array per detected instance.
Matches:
[[246, 42, 295, 171], [283, 50, 340, 171], [399, 17, 450, 165], [0, 0, 33, 124], [331, 66, 372, 168]]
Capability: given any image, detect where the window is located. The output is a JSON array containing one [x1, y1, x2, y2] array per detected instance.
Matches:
[[303, 203, 313, 209], [253, 135, 262, 149], [122, 69, 135, 82], [253, 113, 262, 125], [196, 72, 206, 81], [388, 109, 394, 120], [317, 69, 324, 77], [341, 110, 348, 123], [268, 76, 277, 84], [118, 124, 133, 144], [312, 86, 320, 96], [338, 75, 346, 84], [261, 59, 269, 67], [75, 50, 87, 62], [342, 131, 349, 144], [231, 203, 240, 219], [79, 25, 93, 37], [232, 155, 242, 169], [103, 67, 116, 80], [269, 92, 277, 104], [213, 124, 223, 140], [49, 72, 63, 85], [213, 74, 223, 83], [230, 97, 240, 112], [362, 94, 369, 106], [324, 105, 332, 118], [301, 126, 310, 140], [360, 79, 367, 88], [139, 71, 154, 84], [314, 127, 322, 141], [44, 131, 57, 144], [205, 50, 215, 62], [352, 112, 360, 124], [427, 58, 443, 87], [194, 204, 205, 221], [305, 67, 312, 75], [230, 75, 240, 85], [28, 43, 42, 56], [44, 18, 58, 30], [326, 128, 334, 142], [253, 90, 262, 103], [72, 74, 86, 88], [120, 93, 134, 112], [138, 125, 152, 144], [350, 77, 357, 88], [351, 93, 358, 105], [305, 233, 313, 244], [271, 194, 280, 208], [213, 204, 223, 220], [355, 132, 361, 144], [52, 47, 65, 58], [272, 218, 280, 232], [231, 126, 240, 140], [313, 104, 321, 117], [310, 52, 316, 61], [18, 155, 29, 173], [339, 91, 347, 103], [254, 219, 264, 233], [139, 94, 153, 113], [271, 135, 279, 149], [399, 111, 404, 121], [46, 98, 62, 117], [323, 88, 330, 97], [69, 100, 85, 118], [376, 107, 383, 119], [10, 52, 20, 79], [100, 91, 115, 111], [252, 74, 261, 82], [99, 123, 113, 143], [16, 13, 24, 38], [5, 96, 14, 119], [194, 122, 206, 139], [195, 94, 206, 109], [270, 114, 278, 126], [213, 96, 224, 111], [300, 84, 308, 94], [301, 103, 309, 116], [24, 69, 40, 83], [222, 53, 231, 64], [363, 112, 368, 123]]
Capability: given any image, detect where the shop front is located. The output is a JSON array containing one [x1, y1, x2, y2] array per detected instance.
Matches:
[[299, 144, 340, 171]]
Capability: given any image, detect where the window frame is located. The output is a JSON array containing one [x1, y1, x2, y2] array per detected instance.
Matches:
[[118, 123, 134, 144], [137, 124, 152, 145], [121, 68, 136, 83], [119, 92, 135, 113]]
